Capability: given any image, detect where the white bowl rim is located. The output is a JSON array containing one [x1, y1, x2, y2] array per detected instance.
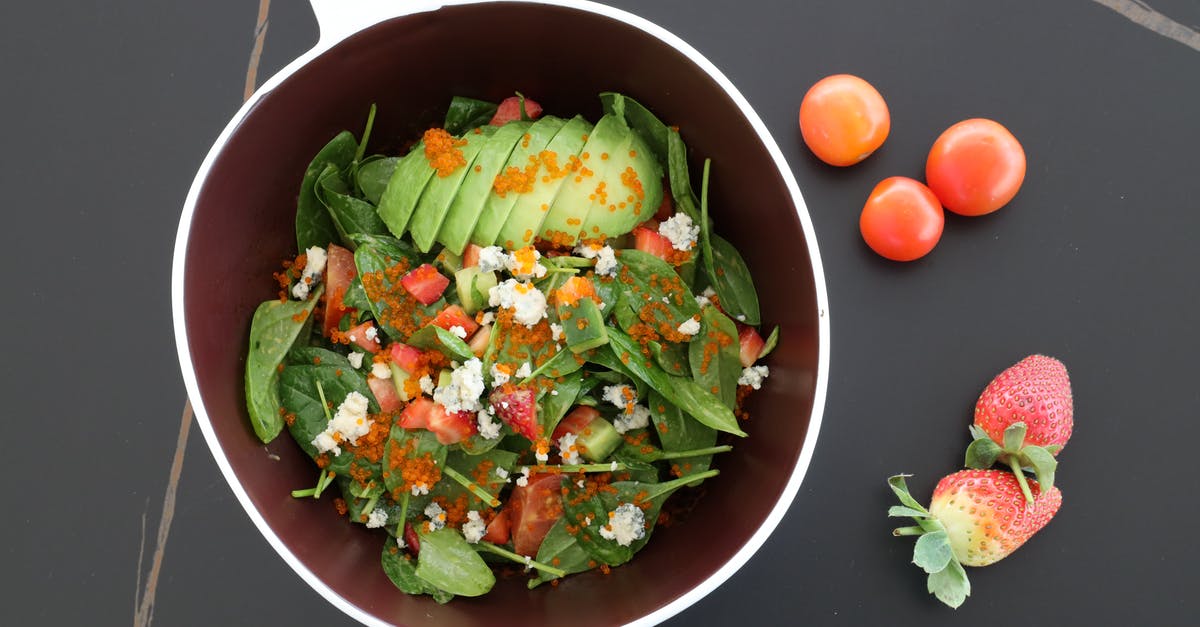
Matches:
[[171, 1, 831, 625]]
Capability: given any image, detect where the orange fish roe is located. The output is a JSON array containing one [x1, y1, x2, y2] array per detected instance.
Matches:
[[359, 258, 438, 339], [510, 246, 540, 276], [620, 166, 645, 201], [433, 494, 471, 528], [553, 276, 599, 307], [423, 128, 468, 177], [333, 498, 348, 516], [386, 437, 442, 499], [492, 163, 539, 197], [494, 307, 555, 365]]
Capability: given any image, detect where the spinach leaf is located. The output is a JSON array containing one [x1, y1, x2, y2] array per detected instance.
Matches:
[[341, 276, 371, 312], [381, 540, 453, 603], [688, 307, 741, 409], [356, 157, 400, 205], [297, 132, 357, 251], [443, 96, 498, 135], [353, 103, 377, 165], [759, 325, 780, 360], [596, 328, 745, 437], [286, 345, 351, 369], [561, 482, 634, 566], [666, 130, 702, 222], [352, 238, 428, 340], [315, 165, 389, 245], [599, 92, 669, 171], [347, 232, 422, 260], [528, 518, 593, 588], [279, 363, 378, 460], [647, 390, 717, 481], [520, 347, 585, 384], [538, 370, 583, 437], [382, 424, 447, 496], [415, 528, 496, 597], [244, 288, 322, 443], [610, 469, 719, 553], [430, 448, 517, 507], [698, 161, 761, 325], [617, 249, 701, 330], [407, 325, 474, 362]]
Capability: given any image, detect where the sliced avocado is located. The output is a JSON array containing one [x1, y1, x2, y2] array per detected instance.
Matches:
[[578, 129, 664, 241], [388, 363, 413, 401], [408, 126, 497, 252], [454, 266, 498, 315], [471, 116, 567, 249], [556, 298, 609, 353], [377, 143, 438, 238], [436, 122, 531, 255], [539, 114, 630, 247], [494, 115, 593, 249]]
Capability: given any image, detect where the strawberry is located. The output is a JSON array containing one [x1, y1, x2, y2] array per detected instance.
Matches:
[[965, 355, 1073, 502], [489, 95, 542, 126], [888, 471, 1062, 608], [489, 385, 539, 440]]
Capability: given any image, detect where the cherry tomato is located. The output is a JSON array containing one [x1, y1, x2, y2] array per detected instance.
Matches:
[[799, 74, 890, 166], [860, 177, 944, 262], [925, 118, 1026, 216]]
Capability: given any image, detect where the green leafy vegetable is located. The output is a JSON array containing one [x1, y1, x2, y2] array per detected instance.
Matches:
[[648, 391, 717, 481], [406, 325, 475, 362], [315, 165, 390, 245], [381, 541, 454, 603], [758, 325, 780, 359], [356, 157, 400, 205], [688, 307, 740, 409], [297, 132, 357, 251], [415, 528, 496, 597], [698, 161, 761, 324], [443, 96, 498, 135], [244, 288, 323, 442]]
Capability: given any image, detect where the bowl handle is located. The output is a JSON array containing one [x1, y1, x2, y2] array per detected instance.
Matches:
[[309, 0, 444, 45]]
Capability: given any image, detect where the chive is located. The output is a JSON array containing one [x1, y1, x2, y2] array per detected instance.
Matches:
[[314, 380, 332, 421], [534, 463, 628, 473], [476, 541, 566, 578], [651, 445, 732, 461], [442, 466, 502, 508]]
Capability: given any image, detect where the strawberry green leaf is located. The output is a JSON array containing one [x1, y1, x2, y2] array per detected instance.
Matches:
[[913, 531, 954, 574], [888, 506, 930, 519], [926, 559, 971, 609], [887, 475, 928, 514], [1003, 421, 1028, 451], [968, 424, 988, 441], [964, 437, 1002, 469], [1045, 444, 1063, 454], [1020, 445, 1058, 490]]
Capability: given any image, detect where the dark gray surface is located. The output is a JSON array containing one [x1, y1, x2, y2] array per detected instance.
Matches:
[[3, 0, 1198, 625]]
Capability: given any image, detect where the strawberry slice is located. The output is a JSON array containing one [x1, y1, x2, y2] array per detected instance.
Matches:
[[510, 473, 564, 556], [468, 325, 491, 358], [489, 386, 539, 440], [403, 521, 421, 556], [552, 405, 599, 441], [482, 507, 511, 545], [399, 397, 436, 430], [431, 304, 480, 337], [633, 222, 674, 261], [737, 324, 765, 367], [489, 96, 542, 126], [346, 321, 382, 354], [427, 405, 477, 445], [400, 263, 449, 305], [653, 184, 674, 221], [367, 376, 402, 413], [321, 244, 356, 337], [388, 342, 424, 374]]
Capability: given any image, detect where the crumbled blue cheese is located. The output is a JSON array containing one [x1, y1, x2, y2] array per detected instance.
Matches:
[[365, 507, 388, 529], [364, 325, 378, 342], [523, 555, 533, 571], [558, 432, 581, 465], [424, 502, 447, 532], [371, 362, 391, 379], [311, 391, 371, 455], [479, 311, 496, 326], [477, 246, 509, 273], [575, 241, 602, 259], [738, 365, 770, 390], [695, 286, 717, 308], [613, 404, 652, 434], [410, 482, 430, 496], [433, 358, 485, 413], [494, 466, 510, 482], [550, 323, 564, 342], [489, 363, 511, 387], [449, 325, 468, 339], [610, 461, 619, 471], [506, 246, 548, 279], [462, 510, 487, 544], [291, 246, 327, 300], [677, 316, 701, 337], [514, 362, 532, 379], [515, 466, 531, 487], [488, 279, 548, 328], [594, 245, 618, 277], [736, 314, 746, 322], [602, 384, 636, 410], [347, 352, 364, 369], [476, 407, 502, 440], [599, 503, 646, 546], [658, 213, 699, 251], [396, 536, 406, 550], [418, 375, 435, 396]]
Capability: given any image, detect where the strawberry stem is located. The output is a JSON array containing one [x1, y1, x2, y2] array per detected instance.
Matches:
[[1007, 457, 1035, 503], [893, 525, 925, 537]]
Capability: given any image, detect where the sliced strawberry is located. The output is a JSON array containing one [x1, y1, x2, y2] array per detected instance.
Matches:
[[510, 473, 564, 556], [489, 96, 543, 126], [737, 324, 765, 367], [427, 405, 477, 445], [463, 243, 484, 269], [322, 244, 356, 337], [399, 397, 435, 430], [552, 405, 599, 441], [489, 386, 539, 440], [403, 521, 421, 556], [388, 342, 424, 374], [400, 263, 449, 305], [468, 325, 491, 358], [653, 184, 675, 221], [431, 304, 480, 337], [367, 375, 402, 413], [346, 321, 382, 353], [633, 223, 674, 262], [482, 507, 511, 545], [553, 275, 598, 307]]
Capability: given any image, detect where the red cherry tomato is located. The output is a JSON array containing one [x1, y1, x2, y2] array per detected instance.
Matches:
[[860, 177, 944, 262], [799, 74, 890, 167], [925, 118, 1026, 216]]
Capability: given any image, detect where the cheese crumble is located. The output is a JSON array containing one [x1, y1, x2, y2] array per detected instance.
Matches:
[[658, 213, 699, 251], [476, 246, 508, 273], [462, 510, 486, 544], [738, 365, 770, 390], [365, 508, 388, 529], [310, 391, 371, 456], [599, 503, 646, 546], [433, 358, 485, 413], [424, 502, 447, 532], [291, 246, 327, 300], [488, 279, 548, 327], [676, 316, 701, 336]]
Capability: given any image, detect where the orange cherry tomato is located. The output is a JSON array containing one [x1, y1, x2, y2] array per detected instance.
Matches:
[[860, 177, 944, 262], [925, 118, 1026, 216], [799, 74, 890, 166]]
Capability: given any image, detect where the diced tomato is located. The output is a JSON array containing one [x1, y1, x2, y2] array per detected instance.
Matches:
[[510, 474, 564, 556], [367, 375, 402, 413], [489, 96, 542, 126], [468, 325, 491, 358], [489, 386, 539, 440], [399, 397, 435, 430], [426, 405, 477, 445], [633, 223, 674, 261], [654, 184, 674, 221], [552, 405, 600, 441], [737, 324, 765, 367], [553, 275, 598, 307], [389, 342, 424, 374], [403, 522, 420, 556], [482, 507, 511, 545], [463, 244, 484, 269], [400, 263, 449, 305], [346, 321, 382, 353], [431, 304, 479, 337], [322, 244, 356, 337]]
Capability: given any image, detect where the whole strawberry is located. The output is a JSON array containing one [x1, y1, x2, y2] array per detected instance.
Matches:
[[889, 470, 1062, 608], [965, 355, 1072, 502]]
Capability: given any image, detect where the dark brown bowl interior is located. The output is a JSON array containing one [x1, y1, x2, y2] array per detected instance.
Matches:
[[182, 3, 821, 625]]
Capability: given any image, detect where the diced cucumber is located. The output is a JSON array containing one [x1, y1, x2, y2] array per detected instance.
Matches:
[[557, 298, 609, 353], [577, 418, 622, 462]]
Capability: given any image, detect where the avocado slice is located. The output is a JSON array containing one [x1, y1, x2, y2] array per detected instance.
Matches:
[[577, 128, 663, 241], [408, 126, 497, 252], [539, 114, 631, 247], [494, 115, 593, 249], [471, 116, 567, 249], [435, 121, 531, 256], [377, 142, 437, 238]]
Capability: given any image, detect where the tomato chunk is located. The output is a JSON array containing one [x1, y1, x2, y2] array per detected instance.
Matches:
[[399, 397, 435, 430], [552, 405, 600, 441], [389, 342, 424, 374], [489, 96, 542, 126], [463, 244, 484, 269], [400, 264, 449, 305], [431, 304, 480, 337], [482, 507, 511, 545], [633, 223, 674, 262], [468, 325, 492, 358], [737, 324, 765, 367], [510, 474, 564, 556], [346, 321, 382, 353], [367, 376, 402, 413], [426, 405, 477, 445], [322, 244, 356, 337]]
